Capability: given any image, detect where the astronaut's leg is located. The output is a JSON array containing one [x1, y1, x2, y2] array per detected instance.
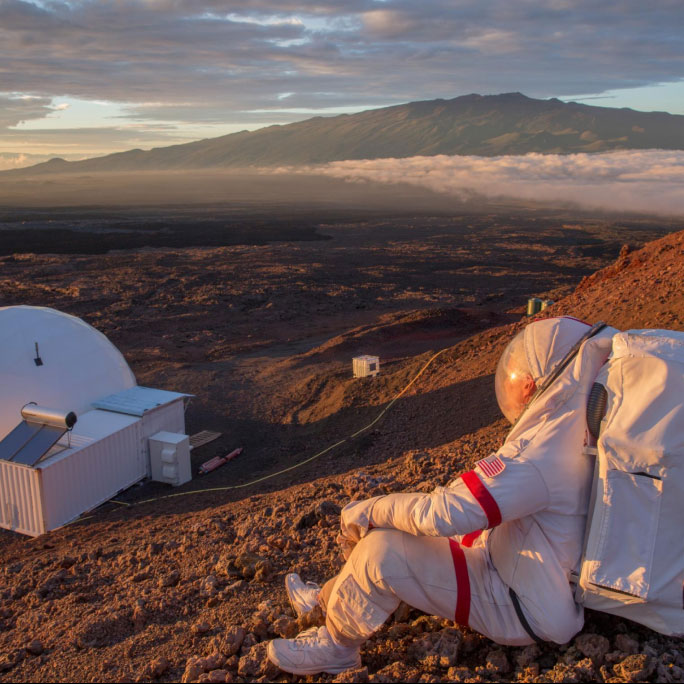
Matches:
[[318, 575, 338, 611], [268, 528, 455, 675], [325, 528, 468, 645], [326, 528, 534, 647], [268, 528, 534, 674]]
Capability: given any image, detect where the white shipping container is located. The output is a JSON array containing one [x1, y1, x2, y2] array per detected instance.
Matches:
[[0, 460, 43, 537], [0, 410, 145, 537]]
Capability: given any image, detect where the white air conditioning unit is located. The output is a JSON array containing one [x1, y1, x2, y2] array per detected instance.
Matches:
[[149, 431, 192, 487]]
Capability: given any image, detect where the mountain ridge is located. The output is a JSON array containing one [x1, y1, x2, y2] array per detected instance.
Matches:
[[6, 92, 684, 175]]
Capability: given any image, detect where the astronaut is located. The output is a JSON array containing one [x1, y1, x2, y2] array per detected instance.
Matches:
[[268, 316, 616, 676]]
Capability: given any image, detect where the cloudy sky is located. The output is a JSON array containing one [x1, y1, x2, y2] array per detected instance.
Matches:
[[1, 0, 683, 161]]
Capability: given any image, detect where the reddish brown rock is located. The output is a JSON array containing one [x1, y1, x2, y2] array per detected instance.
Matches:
[[59, 556, 76, 569], [214, 626, 245, 657], [192, 620, 211, 635], [181, 657, 204, 683], [253, 560, 273, 582], [147, 657, 170, 678], [272, 615, 298, 639], [485, 648, 510, 674], [297, 604, 325, 631], [516, 644, 541, 669], [25, 639, 44, 656], [332, 665, 369, 683], [575, 633, 610, 663], [237, 641, 279, 680], [614, 634, 639, 656], [207, 669, 229, 683], [613, 654, 655, 682]]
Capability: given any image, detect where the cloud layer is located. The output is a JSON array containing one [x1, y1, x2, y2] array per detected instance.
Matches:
[[1, 0, 683, 154], [278, 151, 684, 216]]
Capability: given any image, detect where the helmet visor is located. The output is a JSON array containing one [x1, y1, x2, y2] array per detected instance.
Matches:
[[495, 329, 533, 424]]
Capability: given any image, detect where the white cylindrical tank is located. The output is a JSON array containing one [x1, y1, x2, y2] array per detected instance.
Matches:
[[0, 306, 136, 440]]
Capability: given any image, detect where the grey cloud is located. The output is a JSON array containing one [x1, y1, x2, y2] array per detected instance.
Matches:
[[0, 0, 682, 141], [117, 104, 323, 126], [0, 125, 194, 151], [0, 94, 54, 128]]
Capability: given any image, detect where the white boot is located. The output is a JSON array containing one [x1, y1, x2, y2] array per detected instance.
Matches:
[[267, 625, 361, 675], [285, 573, 321, 618]]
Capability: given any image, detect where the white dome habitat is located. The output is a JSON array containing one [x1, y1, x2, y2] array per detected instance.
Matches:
[[0, 306, 136, 439]]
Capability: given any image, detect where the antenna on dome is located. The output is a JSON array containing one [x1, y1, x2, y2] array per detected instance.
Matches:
[[33, 342, 43, 367]]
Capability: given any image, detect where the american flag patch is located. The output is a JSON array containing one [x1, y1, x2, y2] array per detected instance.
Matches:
[[475, 454, 506, 478]]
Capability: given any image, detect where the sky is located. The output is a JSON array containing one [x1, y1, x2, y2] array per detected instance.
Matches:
[[1, 0, 683, 163]]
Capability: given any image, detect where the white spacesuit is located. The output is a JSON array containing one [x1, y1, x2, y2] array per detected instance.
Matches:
[[268, 317, 617, 675]]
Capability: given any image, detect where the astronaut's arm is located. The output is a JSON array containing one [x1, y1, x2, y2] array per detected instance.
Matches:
[[363, 458, 550, 538]]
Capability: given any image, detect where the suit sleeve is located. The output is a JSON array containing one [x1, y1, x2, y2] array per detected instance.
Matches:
[[368, 457, 550, 538]]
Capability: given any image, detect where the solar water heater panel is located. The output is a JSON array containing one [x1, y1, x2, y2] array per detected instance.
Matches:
[[0, 422, 41, 462], [0, 422, 66, 466], [12, 425, 66, 466]]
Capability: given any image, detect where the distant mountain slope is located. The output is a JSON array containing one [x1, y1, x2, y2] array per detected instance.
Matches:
[[9, 92, 684, 174]]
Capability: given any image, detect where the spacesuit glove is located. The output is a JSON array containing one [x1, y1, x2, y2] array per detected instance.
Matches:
[[335, 534, 357, 561], [337, 496, 383, 556]]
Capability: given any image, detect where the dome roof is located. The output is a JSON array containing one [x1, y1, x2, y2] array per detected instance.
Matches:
[[0, 306, 136, 440]]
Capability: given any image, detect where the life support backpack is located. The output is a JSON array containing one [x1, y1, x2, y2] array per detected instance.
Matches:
[[574, 329, 684, 636]]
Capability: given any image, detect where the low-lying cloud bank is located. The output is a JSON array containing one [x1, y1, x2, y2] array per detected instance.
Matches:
[[277, 150, 684, 216]]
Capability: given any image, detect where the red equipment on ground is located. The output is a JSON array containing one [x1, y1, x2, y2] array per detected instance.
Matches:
[[198, 447, 243, 475]]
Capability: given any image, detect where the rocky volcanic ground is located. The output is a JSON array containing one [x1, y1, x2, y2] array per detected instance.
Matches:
[[0, 215, 682, 682], [0, 209, 676, 493]]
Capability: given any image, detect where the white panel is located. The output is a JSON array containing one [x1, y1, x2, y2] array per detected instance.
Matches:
[[40, 409, 139, 468], [93, 386, 191, 416], [0, 460, 44, 536], [67, 409, 140, 439], [149, 431, 192, 486], [141, 400, 186, 437], [39, 419, 145, 531], [55, 432, 94, 450], [140, 400, 187, 475]]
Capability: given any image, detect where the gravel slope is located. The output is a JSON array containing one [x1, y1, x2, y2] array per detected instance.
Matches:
[[0, 230, 682, 683]]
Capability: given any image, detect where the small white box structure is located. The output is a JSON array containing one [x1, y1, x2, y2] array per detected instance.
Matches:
[[0, 306, 193, 537], [149, 431, 192, 486], [353, 355, 380, 378]]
